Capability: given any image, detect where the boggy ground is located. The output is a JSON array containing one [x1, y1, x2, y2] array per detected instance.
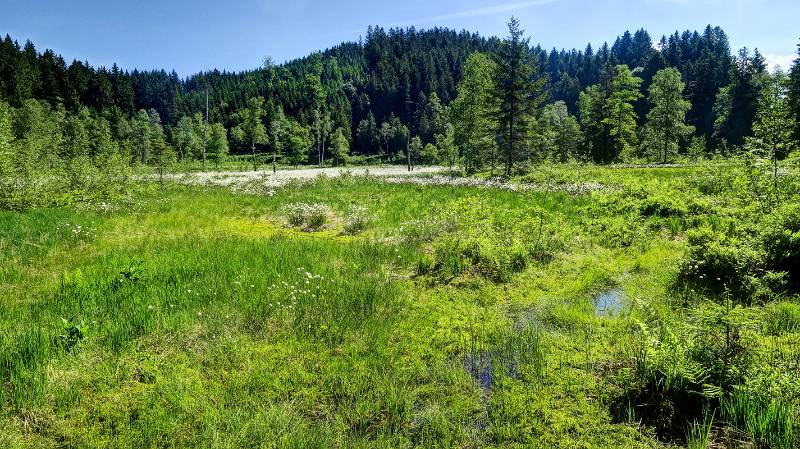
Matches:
[[1, 162, 798, 448]]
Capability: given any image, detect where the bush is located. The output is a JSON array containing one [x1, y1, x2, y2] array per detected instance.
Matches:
[[342, 205, 372, 235], [761, 204, 800, 290], [678, 204, 800, 303], [282, 203, 332, 231], [428, 236, 528, 283], [677, 228, 765, 300], [639, 192, 688, 218]]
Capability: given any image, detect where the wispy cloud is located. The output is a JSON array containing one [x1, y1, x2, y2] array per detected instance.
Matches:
[[764, 53, 796, 72], [393, 0, 565, 27]]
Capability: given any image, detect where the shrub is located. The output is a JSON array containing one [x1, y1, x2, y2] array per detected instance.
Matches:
[[678, 204, 800, 303], [282, 203, 332, 231], [678, 228, 764, 300], [761, 204, 800, 290], [428, 236, 528, 283], [639, 192, 688, 218], [342, 205, 372, 235]]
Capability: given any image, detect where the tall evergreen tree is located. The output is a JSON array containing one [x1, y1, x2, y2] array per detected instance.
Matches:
[[492, 17, 545, 176], [788, 40, 800, 142], [713, 48, 767, 148]]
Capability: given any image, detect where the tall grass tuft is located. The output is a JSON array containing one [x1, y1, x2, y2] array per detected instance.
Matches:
[[722, 389, 796, 449], [686, 408, 714, 449]]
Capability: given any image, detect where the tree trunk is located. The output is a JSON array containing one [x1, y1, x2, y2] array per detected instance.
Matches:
[[251, 139, 257, 172], [407, 137, 411, 172]]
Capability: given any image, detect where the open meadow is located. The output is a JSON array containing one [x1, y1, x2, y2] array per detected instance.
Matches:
[[2, 161, 799, 448]]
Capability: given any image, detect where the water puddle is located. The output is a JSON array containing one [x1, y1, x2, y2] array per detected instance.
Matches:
[[464, 351, 494, 391], [594, 288, 625, 317]]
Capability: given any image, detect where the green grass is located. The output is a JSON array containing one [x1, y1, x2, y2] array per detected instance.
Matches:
[[1, 162, 799, 448]]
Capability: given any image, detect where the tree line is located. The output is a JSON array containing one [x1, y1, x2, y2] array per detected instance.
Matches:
[[1, 20, 799, 182]]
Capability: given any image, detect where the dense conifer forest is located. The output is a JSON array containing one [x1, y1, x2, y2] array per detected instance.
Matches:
[[2, 23, 796, 168]]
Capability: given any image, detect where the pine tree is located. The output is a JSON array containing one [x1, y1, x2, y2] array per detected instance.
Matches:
[[713, 48, 767, 148], [579, 84, 610, 163], [643, 68, 693, 163], [493, 17, 545, 176], [788, 40, 800, 142], [149, 133, 176, 184], [132, 109, 151, 164]]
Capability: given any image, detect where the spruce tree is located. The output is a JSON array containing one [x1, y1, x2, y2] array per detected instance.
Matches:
[[493, 17, 544, 176], [788, 40, 800, 142]]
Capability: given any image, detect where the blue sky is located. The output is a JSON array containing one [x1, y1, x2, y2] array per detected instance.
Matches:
[[1, 0, 798, 76]]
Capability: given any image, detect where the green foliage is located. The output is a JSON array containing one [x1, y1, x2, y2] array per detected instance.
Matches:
[[57, 317, 88, 351], [207, 122, 229, 167], [678, 203, 800, 301], [284, 117, 311, 167], [686, 409, 714, 449], [643, 67, 694, 163], [539, 101, 582, 162], [762, 301, 800, 336], [232, 96, 268, 170], [0, 100, 136, 210], [713, 48, 768, 148], [723, 389, 797, 449], [329, 127, 349, 166], [746, 70, 797, 162], [434, 123, 457, 169], [451, 52, 499, 173], [492, 17, 546, 175], [283, 202, 331, 231], [421, 142, 439, 164], [603, 65, 643, 161]]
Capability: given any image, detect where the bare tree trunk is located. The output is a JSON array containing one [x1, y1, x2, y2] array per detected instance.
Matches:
[[251, 139, 257, 172], [407, 133, 411, 172], [321, 134, 326, 167], [202, 88, 209, 170]]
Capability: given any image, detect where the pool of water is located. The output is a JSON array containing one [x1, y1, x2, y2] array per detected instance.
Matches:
[[594, 288, 625, 317]]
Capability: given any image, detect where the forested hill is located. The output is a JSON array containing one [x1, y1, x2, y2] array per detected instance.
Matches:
[[0, 24, 769, 153]]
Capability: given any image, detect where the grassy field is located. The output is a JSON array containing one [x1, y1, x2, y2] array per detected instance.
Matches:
[[1, 162, 799, 448]]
